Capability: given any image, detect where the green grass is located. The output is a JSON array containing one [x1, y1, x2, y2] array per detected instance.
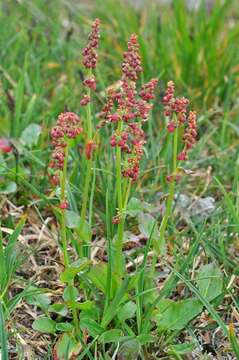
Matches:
[[0, 0, 239, 358]]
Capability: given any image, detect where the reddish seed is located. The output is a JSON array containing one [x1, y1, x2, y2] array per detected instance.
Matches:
[[167, 121, 175, 133], [84, 76, 96, 91], [80, 95, 91, 106], [177, 151, 187, 161], [166, 175, 173, 182], [51, 175, 59, 186], [85, 140, 97, 160], [112, 215, 120, 224], [59, 201, 68, 209], [0, 138, 12, 153]]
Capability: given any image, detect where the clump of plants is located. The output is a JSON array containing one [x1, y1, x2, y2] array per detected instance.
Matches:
[[29, 19, 204, 359], [8, 18, 233, 360]]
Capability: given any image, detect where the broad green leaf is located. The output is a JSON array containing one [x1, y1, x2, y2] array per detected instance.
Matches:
[[137, 334, 155, 345], [126, 197, 143, 217], [99, 329, 123, 344], [101, 277, 130, 328], [87, 263, 108, 294], [56, 323, 74, 332], [26, 286, 50, 311], [80, 318, 104, 337], [32, 317, 56, 334], [63, 285, 79, 302], [169, 341, 196, 355], [127, 198, 155, 217], [80, 308, 99, 322], [0, 181, 17, 194], [55, 333, 81, 360], [73, 300, 94, 310], [118, 339, 141, 360], [49, 303, 68, 316], [155, 298, 203, 331], [138, 213, 158, 239], [20, 123, 42, 147], [138, 213, 163, 251], [196, 263, 223, 301], [65, 210, 80, 229], [60, 258, 90, 282], [117, 301, 136, 321]]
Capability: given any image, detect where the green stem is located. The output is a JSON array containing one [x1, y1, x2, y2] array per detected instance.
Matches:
[[115, 124, 123, 273], [80, 69, 93, 257], [59, 145, 80, 336], [157, 125, 178, 253], [114, 119, 131, 275], [60, 144, 70, 267]]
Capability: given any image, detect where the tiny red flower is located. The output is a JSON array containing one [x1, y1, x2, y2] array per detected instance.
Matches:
[[85, 140, 97, 160], [177, 151, 187, 161], [59, 201, 68, 210], [112, 215, 120, 224], [83, 76, 96, 91], [0, 138, 12, 153], [80, 95, 91, 106], [167, 121, 175, 133]]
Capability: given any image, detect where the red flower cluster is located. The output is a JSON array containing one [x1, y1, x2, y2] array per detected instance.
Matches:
[[163, 81, 189, 131], [49, 112, 83, 184], [162, 83, 197, 181], [82, 18, 100, 69], [122, 34, 142, 81], [98, 34, 158, 181], [177, 111, 197, 161], [80, 20, 100, 109], [140, 79, 158, 101]]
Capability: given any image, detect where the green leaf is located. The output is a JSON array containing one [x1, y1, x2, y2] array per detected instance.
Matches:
[[55, 333, 81, 360], [0, 301, 8, 360], [137, 334, 155, 345], [126, 197, 143, 217], [49, 303, 68, 316], [32, 317, 56, 334], [65, 210, 80, 229], [63, 285, 79, 302], [26, 286, 51, 311], [87, 263, 108, 294], [118, 339, 141, 360], [169, 341, 196, 355], [56, 323, 74, 332], [127, 198, 155, 217], [74, 300, 94, 310], [99, 329, 123, 344], [80, 318, 104, 337], [117, 301, 136, 321], [155, 298, 203, 331], [101, 277, 130, 328], [196, 263, 223, 301], [20, 123, 42, 147], [138, 213, 162, 251], [60, 258, 90, 283], [0, 181, 17, 194]]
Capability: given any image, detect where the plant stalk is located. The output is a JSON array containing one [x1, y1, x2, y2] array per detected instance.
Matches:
[[114, 120, 131, 275], [157, 124, 178, 252], [60, 144, 70, 267], [80, 69, 93, 257]]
